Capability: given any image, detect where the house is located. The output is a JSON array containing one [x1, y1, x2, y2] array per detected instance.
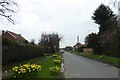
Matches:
[[2, 30, 28, 43], [73, 42, 86, 52], [73, 36, 86, 52]]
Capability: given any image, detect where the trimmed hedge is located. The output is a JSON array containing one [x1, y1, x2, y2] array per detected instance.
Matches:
[[2, 38, 45, 65]]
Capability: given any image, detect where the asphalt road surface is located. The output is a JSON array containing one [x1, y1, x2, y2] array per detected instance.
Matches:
[[63, 51, 119, 78]]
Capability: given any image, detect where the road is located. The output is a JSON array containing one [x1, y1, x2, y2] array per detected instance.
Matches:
[[63, 51, 119, 78]]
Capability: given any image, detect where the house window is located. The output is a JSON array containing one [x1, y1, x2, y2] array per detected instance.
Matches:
[[20, 41, 23, 43], [16, 40, 20, 44]]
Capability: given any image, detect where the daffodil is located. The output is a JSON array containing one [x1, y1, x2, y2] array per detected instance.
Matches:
[[11, 63, 41, 78]]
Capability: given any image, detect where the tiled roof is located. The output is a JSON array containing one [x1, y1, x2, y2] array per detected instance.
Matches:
[[6, 31, 27, 41], [73, 42, 86, 47]]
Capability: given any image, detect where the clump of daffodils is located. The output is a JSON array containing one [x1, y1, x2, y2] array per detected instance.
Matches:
[[52, 54, 58, 58], [12, 63, 41, 74], [49, 66, 60, 73], [99, 55, 104, 59], [57, 56, 62, 60], [44, 54, 50, 57], [53, 59, 61, 64]]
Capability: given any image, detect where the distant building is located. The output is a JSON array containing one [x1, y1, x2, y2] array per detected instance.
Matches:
[[83, 48, 93, 54], [73, 36, 86, 52], [73, 42, 86, 52], [2, 30, 28, 43]]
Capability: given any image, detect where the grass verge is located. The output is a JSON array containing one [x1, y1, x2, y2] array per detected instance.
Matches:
[[2, 56, 46, 72], [3, 53, 64, 80], [69, 51, 119, 68]]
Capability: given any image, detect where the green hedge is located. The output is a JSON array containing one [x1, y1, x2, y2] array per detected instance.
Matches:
[[2, 38, 45, 65]]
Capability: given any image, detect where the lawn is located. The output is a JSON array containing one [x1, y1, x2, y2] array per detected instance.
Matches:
[[2, 53, 64, 80], [69, 51, 119, 68]]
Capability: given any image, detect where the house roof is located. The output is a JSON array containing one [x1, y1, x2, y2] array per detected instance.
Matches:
[[73, 42, 81, 47], [3, 30, 28, 41], [73, 42, 86, 48]]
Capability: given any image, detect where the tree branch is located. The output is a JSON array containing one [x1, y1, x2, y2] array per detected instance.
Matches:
[[0, 13, 14, 24], [0, 0, 17, 24]]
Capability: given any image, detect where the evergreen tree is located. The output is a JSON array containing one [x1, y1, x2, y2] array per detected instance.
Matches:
[[91, 4, 119, 56], [92, 4, 115, 33]]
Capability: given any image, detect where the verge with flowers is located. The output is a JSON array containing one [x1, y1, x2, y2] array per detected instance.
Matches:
[[11, 63, 41, 78]]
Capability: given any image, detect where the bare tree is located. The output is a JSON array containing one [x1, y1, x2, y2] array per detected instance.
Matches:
[[0, 0, 18, 24], [39, 32, 63, 53], [107, 0, 120, 27]]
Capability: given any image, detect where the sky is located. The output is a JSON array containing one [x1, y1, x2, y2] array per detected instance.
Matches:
[[0, 0, 119, 48]]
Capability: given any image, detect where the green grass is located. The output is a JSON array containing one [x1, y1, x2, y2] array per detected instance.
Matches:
[[36, 57, 63, 78], [3, 53, 64, 80], [3, 56, 46, 72], [70, 51, 119, 68]]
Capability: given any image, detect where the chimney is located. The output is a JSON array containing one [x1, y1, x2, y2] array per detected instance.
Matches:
[[2, 30, 5, 34]]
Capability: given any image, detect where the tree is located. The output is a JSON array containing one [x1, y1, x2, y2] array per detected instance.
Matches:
[[92, 4, 115, 33], [39, 32, 62, 53], [85, 33, 101, 54], [118, 1, 120, 28], [92, 3, 119, 56], [64, 46, 73, 51], [0, 0, 18, 24]]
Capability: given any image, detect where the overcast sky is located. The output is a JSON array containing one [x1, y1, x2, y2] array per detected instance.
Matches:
[[0, 0, 119, 48]]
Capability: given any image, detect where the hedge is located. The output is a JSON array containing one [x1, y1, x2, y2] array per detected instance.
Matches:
[[2, 38, 45, 65]]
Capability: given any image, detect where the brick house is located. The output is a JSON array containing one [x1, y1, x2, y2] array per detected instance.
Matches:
[[2, 30, 28, 43], [73, 42, 86, 52]]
